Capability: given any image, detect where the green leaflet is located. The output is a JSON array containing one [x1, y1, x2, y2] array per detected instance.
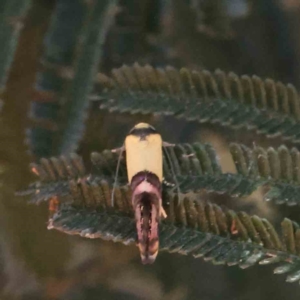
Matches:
[[57, 0, 117, 154], [17, 143, 300, 283], [230, 144, 300, 205], [28, 0, 88, 158], [20, 142, 300, 205], [29, 0, 118, 159], [18, 143, 261, 204], [47, 180, 300, 284], [0, 0, 31, 91], [93, 63, 300, 143]]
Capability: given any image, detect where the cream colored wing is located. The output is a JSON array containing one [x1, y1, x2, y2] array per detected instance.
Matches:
[[125, 133, 163, 183]]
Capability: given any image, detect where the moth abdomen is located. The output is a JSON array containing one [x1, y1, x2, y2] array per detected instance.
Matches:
[[130, 171, 164, 264], [130, 171, 162, 192], [133, 191, 160, 264]]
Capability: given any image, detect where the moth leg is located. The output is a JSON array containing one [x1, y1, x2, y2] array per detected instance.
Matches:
[[163, 141, 175, 147], [162, 142, 182, 207], [160, 205, 167, 219], [111, 146, 125, 154], [111, 145, 125, 207]]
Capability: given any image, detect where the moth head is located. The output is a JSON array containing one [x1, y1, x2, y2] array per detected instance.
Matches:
[[128, 123, 157, 137], [130, 122, 156, 131]]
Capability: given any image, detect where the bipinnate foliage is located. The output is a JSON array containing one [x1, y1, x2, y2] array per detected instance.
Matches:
[[56, 0, 117, 154], [22, 141, 300, 207], [93, 63, 300, 143], [20, 142, 253, 204], [0, 0, 31, 91], [90, 143, 261, 197], [28, 0, 88, 158], [18, 150, 300, 284], [230, 143, 300, 206], [28, 0, 117, 158]]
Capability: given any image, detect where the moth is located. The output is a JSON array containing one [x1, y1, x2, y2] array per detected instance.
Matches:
[[112, 123, 178, 264]]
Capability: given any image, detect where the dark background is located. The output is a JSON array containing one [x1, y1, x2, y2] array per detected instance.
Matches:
[[1, 0, 300, 299]]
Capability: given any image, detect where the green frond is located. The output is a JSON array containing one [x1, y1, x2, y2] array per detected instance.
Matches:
[[28, 0, 88, 158], [18, 147, 300, 282], [230, 143, 300, 205], [0, 0, 31, 91], [18, 153, 86, 204], [29, 0, 117, 159], [93, 63, 300, 143], [18, 141, 262, 204], [48, 180, 300, 284], [22, 141, 300, 206], [57, 0, 117, 154]]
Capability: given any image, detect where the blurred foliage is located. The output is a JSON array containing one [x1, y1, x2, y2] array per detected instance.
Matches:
[[28, 0, 117, 158], [0, 0, 31, 92], [2, 0, 300, 299]]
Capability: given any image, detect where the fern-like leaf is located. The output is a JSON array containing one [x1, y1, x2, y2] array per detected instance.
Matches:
[[18, 148, 300, 282], [230, 143, 300, 205], [47, 180, 300, 284], [21, 142, 300, 207], [28, 0, 88, 158], [28, 0, 117, 159], [0, 0, 31, 91], [18, 142, 263, 204], [93, 63, 300, 143], [57, 0, 117, 154]]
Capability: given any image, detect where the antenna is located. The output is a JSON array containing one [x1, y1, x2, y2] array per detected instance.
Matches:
[[163, 144, 182, 205], [111, 145, 125, 207]]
